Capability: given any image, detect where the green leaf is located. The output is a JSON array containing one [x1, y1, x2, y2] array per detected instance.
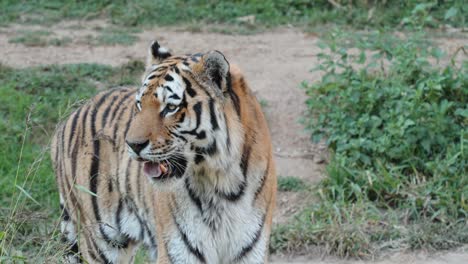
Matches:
[[444, 7, 458, 20], [15, 185, 40, 205], [317, 41, 328, 50], [455, 108, 468, 118], [74, 184, 98, 197]]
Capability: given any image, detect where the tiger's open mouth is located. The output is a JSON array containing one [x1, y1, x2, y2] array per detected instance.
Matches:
[[143, 161, 170, 180], [139, 156, 187, 181]]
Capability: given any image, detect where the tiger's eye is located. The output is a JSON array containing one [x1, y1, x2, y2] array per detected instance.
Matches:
[[167, 104, 177, 111]]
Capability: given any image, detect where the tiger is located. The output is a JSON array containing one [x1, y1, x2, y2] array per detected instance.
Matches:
[[51, 40, 277, 264]]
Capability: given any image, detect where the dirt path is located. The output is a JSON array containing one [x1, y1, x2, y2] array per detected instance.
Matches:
[[271, 248, 468, 264], [1, 21, 466, 263]]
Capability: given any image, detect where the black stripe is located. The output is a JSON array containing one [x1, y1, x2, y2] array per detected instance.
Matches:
[[173, 66, 180, 74], [67, 107, 82, 156], [240, 140, 252, 176], [211, 67, 223, 90], [136, 161, 142, 203], [101, 94, 118, 128], [224, 113, 231, 152], [209, 98, 219, 131], [112, 105, 128, 145], [165, 74, 174, 82], [179, 102, 203, 137], [107, 179, 113, 192], [226, 74, 241, 116], [171, 204, 206, 263], [169, 94, 181, 100], [165, 86, 173, 93], [148, 75, 156, 80], [234, 214, 265, 261], [110, 90, 135, 123], [194, 153, 204, 164], [204, 139, 217, 156], [123, 107, 135, 139], [137, 184, 157, 247], [125, 158, 133, 194], [165, 241, 176, 264], [60, 204, 70, 221], [72, 105, 90, 181], [80, 103, 90, 146], [185, 178, 202, 213], [90, 92, 115, 247], [171, 155, 187, 179], [90, 111, 101, 225], [178, 112, 186, 123], [196, 130, 206, 140], [170, 131, 188, 143], [193, 139, 217, 165], [116, 198, 124, 232], [109, 90, 134, 124], [229, 88, 241, 117], [183, 77, 197, 97], [68, 241, 81, 261], [254, 159, 270, 201], [218, 141, 251, 201], [193, 102, 202, 129]]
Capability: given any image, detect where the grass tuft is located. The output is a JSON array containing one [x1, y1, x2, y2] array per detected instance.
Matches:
[[8, 30, 72, 47], [277, 176, 307, 192], [88, 27, 141, 46]]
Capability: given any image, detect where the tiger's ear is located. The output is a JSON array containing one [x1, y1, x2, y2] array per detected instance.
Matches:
[[193, 50, 230, 92], [146, 40, 172, 67]]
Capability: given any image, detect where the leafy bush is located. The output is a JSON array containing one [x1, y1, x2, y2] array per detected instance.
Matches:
[[305, 30, 467, 218], [272, 30, 467, 256]]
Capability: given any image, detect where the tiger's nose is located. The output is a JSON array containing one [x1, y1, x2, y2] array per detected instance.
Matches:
[[126, 140, 149, 155]]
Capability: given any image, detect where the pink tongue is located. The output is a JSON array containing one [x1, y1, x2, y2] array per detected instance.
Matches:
[[144, 162, 162, 178]]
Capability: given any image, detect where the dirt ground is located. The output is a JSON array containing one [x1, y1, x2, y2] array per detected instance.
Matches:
[[1, 21, 466, 263]]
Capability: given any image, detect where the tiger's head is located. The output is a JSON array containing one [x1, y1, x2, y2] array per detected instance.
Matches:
[[126, 41, 232, 188]]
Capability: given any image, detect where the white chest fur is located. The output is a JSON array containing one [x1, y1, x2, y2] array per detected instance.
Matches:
[[166, 182, 267, 264]]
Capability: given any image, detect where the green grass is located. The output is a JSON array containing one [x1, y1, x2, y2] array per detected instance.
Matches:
[[271, 29, 468, 257], [94, 27, 140, 46], [0, 61, 144, 260], [9, 27, 140, 47], [8, 30, 72, 47], [259, 99, 269, 108], [0, 0, 465, 31], [277, 176, 307, 192]]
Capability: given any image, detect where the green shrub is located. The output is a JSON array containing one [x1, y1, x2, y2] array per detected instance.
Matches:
[[277, 29, 467, 256]]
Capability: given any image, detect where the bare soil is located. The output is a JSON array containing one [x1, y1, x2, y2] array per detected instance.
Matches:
[[1, 21, 466, 263]]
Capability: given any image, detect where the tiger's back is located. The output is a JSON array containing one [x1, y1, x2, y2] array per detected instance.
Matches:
[[52, 41, 276, 263]]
